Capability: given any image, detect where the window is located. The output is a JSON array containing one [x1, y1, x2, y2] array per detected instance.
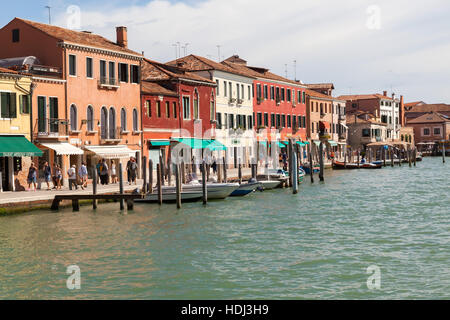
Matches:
[[264, 85, 268, 99], [12, 29, 20, 42], [281, 88, 285, 101], [183, 96, 190, 119], [216, 113, 222, 129], [236, 84, 240, 100], [276, 87, 280, 102], [156, 101, 161, 118], [224, 81, 227, 97], [271, 114, 275, 128], [109, 107, 116, 139], [287, 115, 291, 128], [247, 115, 252, 129], [193, 90, 199, 120], [121, 108, 127, 131], [229, 82, 232, 98], [0, 92, 16, 118], [287, 89, 291, 102], [352, 103, 357, 108], [173, 102, 177, 119], [257, 84, 262, 99], [276, 114, 281, 128], [241, 84, 244, 100], [271, 86, 275, 100], [434, 127, 441, 135], [381, 115, 388, 123], [37, 97, 46, 132], [165, 102, 170, 118], [224, 113, 228, 129], [109, 62, 115, 82], [362, 128, 370, 137], [100, 60, 106, 80], [69, 55, 76, 76], [248, 86, 251, 100], [281, 114, 286, 128], [216, 80, 220, 96], [292, 115, 297, 129], [133, 109, 138, 132], [130, 65, 140, 84], [70, 104, 77, 132], [264, 113, 269, 127], [20, 95, 30, 114], [86, 57, 93, 78], [229, 114, 235, 129], [210, 92, 215, 121], [302, 92, 306, 104], [87, 105, 94, 132], [298, 91, 302, 103], [257, 112, 263, 127], [145, 100, 151, 117], [118, 63, 129, 82]]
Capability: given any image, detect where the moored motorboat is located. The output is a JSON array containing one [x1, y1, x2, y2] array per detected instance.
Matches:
[[259, 180, 281, 190], [135, 191, 202, 203], [230, 180, 261, 197], [158, 181, 239, 200], [332, 161, 382, 169]]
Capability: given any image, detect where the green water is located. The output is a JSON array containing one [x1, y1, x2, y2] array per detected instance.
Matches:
[[0, 158, 448, 299]]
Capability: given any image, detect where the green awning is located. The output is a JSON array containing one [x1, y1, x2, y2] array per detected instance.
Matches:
[[206, 140, 227, 151], [173, 138, 211, 149], [281, 140, 289, 145], [0, 136, 43, 157], [258, 141, 267, 147], [150, 140, 170, 146], [278, 142, 286, 148], [303, 141, 310, 145], [328, 140, 338, 147], [296, 142, 306, 147]]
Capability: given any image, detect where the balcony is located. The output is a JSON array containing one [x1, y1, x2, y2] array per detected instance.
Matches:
[[98, 77, 120, 89], [100, 126, 123, 144], [35, 118, 69, 139]]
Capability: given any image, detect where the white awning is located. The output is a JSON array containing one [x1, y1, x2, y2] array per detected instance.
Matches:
[[40, 142, 84, 155], [84, 145, 137, 159]]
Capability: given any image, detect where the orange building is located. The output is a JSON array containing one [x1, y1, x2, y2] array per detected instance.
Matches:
[[0, 18, 143, 182]]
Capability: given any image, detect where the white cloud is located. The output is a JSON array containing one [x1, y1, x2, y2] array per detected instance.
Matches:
[[54, 0, 450, 102]]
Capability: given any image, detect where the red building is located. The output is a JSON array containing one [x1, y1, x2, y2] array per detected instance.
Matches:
[[141, 59, 217, 164], [222, 56, 308, 143]]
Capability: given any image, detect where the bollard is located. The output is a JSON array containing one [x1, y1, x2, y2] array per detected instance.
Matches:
[[238, 160, 242, 184]]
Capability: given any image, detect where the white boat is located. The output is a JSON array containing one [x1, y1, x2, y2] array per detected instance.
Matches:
[[259, 180, 281, 190], [135, 191, 202, 203], [230, 180, 261, 197], [157, 181, 239, 200]]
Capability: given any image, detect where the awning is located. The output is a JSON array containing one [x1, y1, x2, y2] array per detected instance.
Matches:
[[258, 141, 267, 147], [206, 140, 227, 151], [40, 142, 84, 155], [173, 138, 211, 149], [278, 142, 286, 148], [150, 140, 170, 147], [0, 135, 43, 157], [84, 145, 137, 159], [296, 142, 306, 147], [328, 140, 338, 147]]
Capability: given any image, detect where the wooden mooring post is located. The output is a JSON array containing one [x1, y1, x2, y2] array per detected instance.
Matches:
[[309, 144, 314, 183], [413, 148, 417, 167], [92, 169, 98, 209], [175, 164, 181, 209], [357, 149, 360, 168], [119, 163, 124, 210], [149, 160, 153, 193], [238, 160, 242, 184], [292, 151, 298, 194], [383, 147, 387, 167], [319, 142, 324, 182], [142, 156, 147, 192], [157, 164, 163, 206], [202, 161, 207, 205], [390, 147, 394, 167], [443, 141, 446, 163], [223, 157, 227, 183]]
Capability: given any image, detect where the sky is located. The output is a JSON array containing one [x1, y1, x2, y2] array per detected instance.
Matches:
[[1, 0, 450, 103]]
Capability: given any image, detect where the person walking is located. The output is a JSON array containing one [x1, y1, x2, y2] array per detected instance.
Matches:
[[54, 165, 62, 190], [111, 160, 118, 184], [43, 162, 52, 191], [129, 158, 138, 185], [96, 160, 102, 184], [27, 163, 37, 191], [100, 159, 109, 185], [67, 165, 78, 190], [79, 162, 88, 190], [126, 157, 133, 185], [212, 156, 217, 174]]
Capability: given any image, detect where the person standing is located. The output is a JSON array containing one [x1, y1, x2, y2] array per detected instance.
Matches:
[[43, 162, 52, 191], [100, 159, 109, 185], [96, 160, 102, 184], [126, 157, 133, 185], [55, 165, 62, 190], [67, 165, 78, 190], [111, 160, 118, 184], [212, 156, 217, 175], [79, 162, 88, 190], [27, 163, 37, 191], [129, 158, 138, 185]]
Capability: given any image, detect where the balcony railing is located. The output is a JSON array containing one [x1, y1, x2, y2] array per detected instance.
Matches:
[[36, 118, 69, 138], [98, 77, 120, 89], [99, 126, 123, 143]]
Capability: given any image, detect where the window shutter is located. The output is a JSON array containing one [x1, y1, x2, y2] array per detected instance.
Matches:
[[10, 93, 17, 118], [118, 64, 122, 82], [130, 65, 134, 84], [19, 95, 23, 114]]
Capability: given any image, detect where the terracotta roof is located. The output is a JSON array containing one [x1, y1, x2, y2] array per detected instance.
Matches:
[[405, 103, 450, 114], [338, 94, 394, 101], [14, 18, 141, 56], [405, 101, 426, 108], [346, 114, 386, 125], [0, 67, 18, 74], [407, 112, 450, 124], [305, 83, 335, 90], [142, 59, 215, 84], [305, 88, 334, 100], [141, 81, 178, 97]]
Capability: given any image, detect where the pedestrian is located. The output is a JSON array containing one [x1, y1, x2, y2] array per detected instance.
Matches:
[[126, 157, 133, 184], [100, 159, 109, 185], [212, 157, 217, 174], [43, 161, 52, 191], [129, 157, 138, 185], [79, 162, 88, 190], [54, 165, 62, 190], [27, 162, 37, 191], [111, 160, 118, 184], [96, 160, 102, 184], [67, 165, 78, 190]]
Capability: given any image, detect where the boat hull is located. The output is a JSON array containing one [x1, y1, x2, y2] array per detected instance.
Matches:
[[259, 180, 281, 190], [230, 182, 261, 197], [136, 192, 202, 203], [159, 183, 239, 200]]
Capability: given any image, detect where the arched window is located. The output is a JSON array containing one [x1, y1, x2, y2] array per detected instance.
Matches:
[[133, 108, 138, 132], [401, 135, 404, 141], [70, 104, 77, 132], [121, 108, 127, 131], [193, 89, 199, 120], [109, 107, 116, 139], [210, 91, 215, 121], [87, 105, 94, 132], [100, 106, 108, 139]]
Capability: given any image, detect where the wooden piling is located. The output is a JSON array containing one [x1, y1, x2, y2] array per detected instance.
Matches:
[[390, 148, 394, 167], [443, 141, 446, 163], [92, 169, 97, 210], [383, 147, 386, 167], [175, 164, 181, 209], [142, 156, 147, 192], [119, 163, 124, 210], [157, 164, 162, 206], [413, 148, 417, 167], [292, 151, 298, 194], [72, 199, 80, 212], [181, 161, 186, 184], [408, 146, 412, 167], [126, 199, 134, 210], [309, 144, 314, 183], [159, 155, 165, 186], [202, 161, 207, 205], [238, 160, 242, 184], [149, 160, 153, 193], [167, 162, 172, 186], [398, 148, 402, 167], [357, 149, 360, 168], [319, 142, 324, 182], [223, 157, 227, 182], [217, 161, 222, 183], [288, 140, 293, 187]]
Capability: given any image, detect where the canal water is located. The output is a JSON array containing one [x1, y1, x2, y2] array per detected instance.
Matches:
[[0, 157, 448, 299]]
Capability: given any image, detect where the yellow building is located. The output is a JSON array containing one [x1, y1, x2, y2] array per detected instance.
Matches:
[[0, 68, 42, 191]]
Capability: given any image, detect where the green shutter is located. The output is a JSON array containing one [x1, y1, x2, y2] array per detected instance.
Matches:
[[19, 95, 23, 114], [10, 93, 16, 118], [1, 93, 7, 118]]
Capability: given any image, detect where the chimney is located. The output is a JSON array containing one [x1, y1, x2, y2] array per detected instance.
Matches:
[[400, 95, 405, 127], [116, 26, 128, 48], [383, 91, 387, 97]]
